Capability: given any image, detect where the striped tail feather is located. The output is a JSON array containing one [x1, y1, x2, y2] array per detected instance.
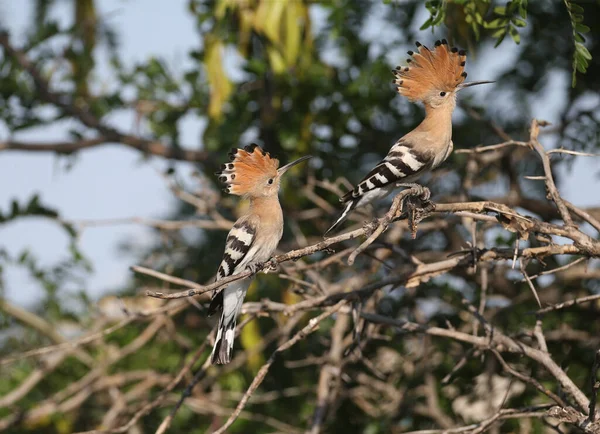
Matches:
[[325, 199, 358, 236], [210, 311, 237, 364], [209, 279, 250, 364]]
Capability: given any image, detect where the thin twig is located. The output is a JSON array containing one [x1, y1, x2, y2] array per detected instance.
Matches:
[[523, 257, 587, 282], [528, 119, 573, 227], [536, 294, 600, 314], [399, 406, 552, 434], [520, 261, 542, 308], [0, 32, 208, 163], [211, 301, 346, 434]]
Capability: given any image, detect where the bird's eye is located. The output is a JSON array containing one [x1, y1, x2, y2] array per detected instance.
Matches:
[[268, 179, 274, 185], [439, 91, 446, 97]]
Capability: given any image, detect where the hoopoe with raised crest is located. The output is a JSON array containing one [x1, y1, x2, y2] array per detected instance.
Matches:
[[325, 39, 493, 235], [209, 144, 311, 364]]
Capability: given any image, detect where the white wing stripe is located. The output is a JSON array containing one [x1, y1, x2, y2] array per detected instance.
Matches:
[[375, 173, 388, 184], [384, 161, 403, 177], [228, 249, 245, 260], [402, 151, 424, 172], [389, 145, 411, 155], [229, 226, 254, 245]]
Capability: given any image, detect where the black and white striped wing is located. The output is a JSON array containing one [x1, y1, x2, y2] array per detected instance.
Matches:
[[341, 143, 429, 203], [207, 216, 258, 316]]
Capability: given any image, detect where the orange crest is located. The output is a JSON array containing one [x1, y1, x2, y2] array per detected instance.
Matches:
[[216, 144, 279, 195], [393, 39, 467, 102]]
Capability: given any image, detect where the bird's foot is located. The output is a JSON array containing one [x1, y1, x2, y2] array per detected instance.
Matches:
[[245, 263, 262, 274], [397, 183, 431, 201], [262, 258, 279, 274], [247, 259, 278, 275]]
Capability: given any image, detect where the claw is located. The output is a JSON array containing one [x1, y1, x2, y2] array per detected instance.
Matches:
[[263, 258, 278, 274], [397, 183, 431, 201], [247, 259, 278, 275], [246, 263, 262, 274]]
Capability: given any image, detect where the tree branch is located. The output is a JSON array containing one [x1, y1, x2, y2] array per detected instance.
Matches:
[[0, 32, 208, 163]]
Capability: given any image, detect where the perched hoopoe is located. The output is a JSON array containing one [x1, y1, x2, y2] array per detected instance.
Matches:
[[208, 144, 311, 364], [325, 39, 493, 235]]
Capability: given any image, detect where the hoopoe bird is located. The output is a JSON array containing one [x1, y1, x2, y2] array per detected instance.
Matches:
[[208, 144, 311, 364], [325, 39, 493, 235]]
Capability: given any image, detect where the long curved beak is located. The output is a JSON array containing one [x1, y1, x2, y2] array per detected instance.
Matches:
[[277, 155, 312, 175], [458, 80, 495, 90]]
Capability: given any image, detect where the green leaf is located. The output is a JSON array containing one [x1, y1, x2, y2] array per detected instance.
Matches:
[[432, 13, 445, 26], [419, 17, 433, 30], [564, 0, 591, 86], [519, 6, 527, 19], [509, 26, 521, 44], [579, 45, 592, 60], [494, 31, 507, 47], [512, 18, 527, 27], [484, 18, 505, 29], [492, 28, 507, 39], [474, 11, 483, 25], [569, 3, 584, 13], [472, 22, 480, 39]]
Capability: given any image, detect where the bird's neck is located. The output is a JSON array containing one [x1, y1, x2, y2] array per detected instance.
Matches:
[[249, 196, 283, 225], [417, 104, 454, 143]]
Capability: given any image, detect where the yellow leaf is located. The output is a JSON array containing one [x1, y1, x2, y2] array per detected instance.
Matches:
[[299, 6, 314, 71], [284, 1, 302, 66], [239, 280, 265, 372], [253, 0, 270, 34], [215, 0, 229, 18], [204, 34, 234, 121], [263, 0, 286, 43], [267, 46, 287, 75], [238, 9, 255, 55]]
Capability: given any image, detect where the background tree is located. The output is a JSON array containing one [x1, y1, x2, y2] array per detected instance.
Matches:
[[1, 0, 599, 433]]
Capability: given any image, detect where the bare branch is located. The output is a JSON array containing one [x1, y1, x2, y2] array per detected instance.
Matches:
[[0, 33, 208, 163], [211, 301, 346, 434], [528, 119, 573, 226], [400, 406, 552, 434], [536, 294, 600, 315], [0, 138, 107, 154]]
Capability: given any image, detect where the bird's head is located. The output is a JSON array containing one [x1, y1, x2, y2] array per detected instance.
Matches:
[[393, 40, 493, 110], [216, 144, 311, 199]]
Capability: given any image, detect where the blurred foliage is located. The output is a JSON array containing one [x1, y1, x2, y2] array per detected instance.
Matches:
[[563, 0, 593, 86], [422, 0, 528, 44], [0, 0, 599, 433]]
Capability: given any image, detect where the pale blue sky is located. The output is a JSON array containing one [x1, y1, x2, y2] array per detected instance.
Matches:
[[0, 1, 597, 307], [0, 0, 200, 305]]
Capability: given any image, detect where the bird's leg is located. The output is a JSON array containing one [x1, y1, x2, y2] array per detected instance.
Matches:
[[396, 183, 431, 201], [245, 263, 262, 274], [246, 258, 278, 275], [394, 184, 436, 238], [262, 258, 279, 274]]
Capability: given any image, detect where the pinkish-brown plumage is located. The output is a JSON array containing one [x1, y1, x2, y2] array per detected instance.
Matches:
[[393, 39, 467, 102], [326, 39, 493, 235], [210, 144, 311, 364], [217, 144, 279, 196]]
